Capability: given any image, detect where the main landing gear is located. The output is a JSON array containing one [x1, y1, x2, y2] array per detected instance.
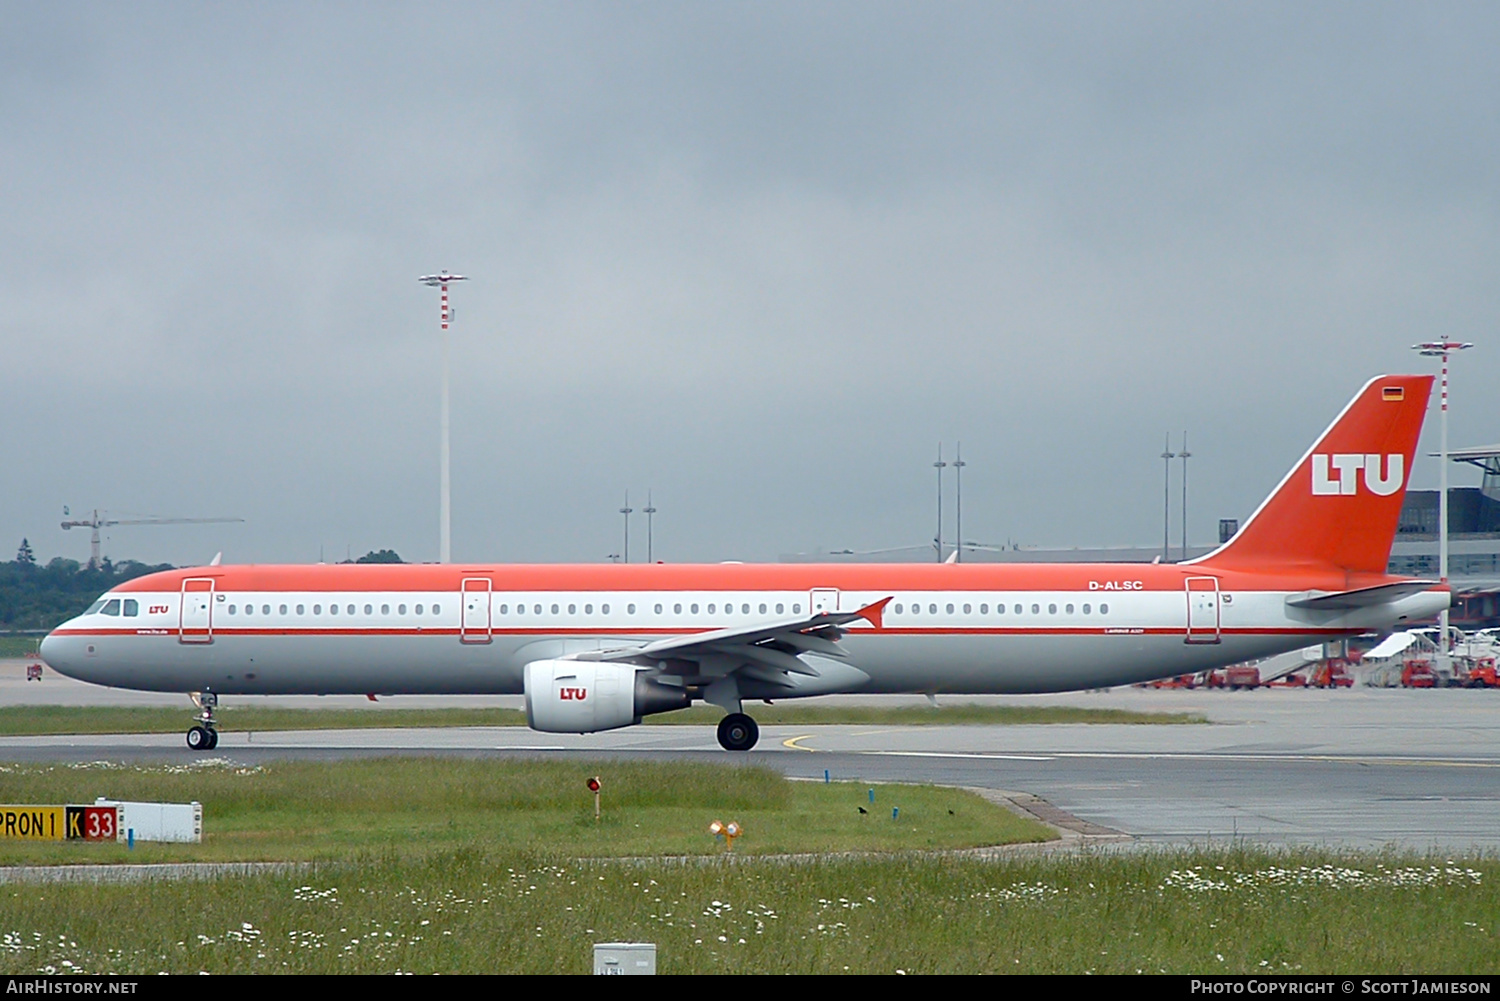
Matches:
[[187, 692, 219, 751], [716, 713, 759, 752]]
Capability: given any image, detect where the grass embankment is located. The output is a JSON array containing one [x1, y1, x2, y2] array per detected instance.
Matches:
[[0, 848, 1493, 974], [0, 703, 1203, 736], [0, 758, 1050, 864], [0, 638, 39, 658]]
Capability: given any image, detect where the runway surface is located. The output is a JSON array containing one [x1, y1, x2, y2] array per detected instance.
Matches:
[[3, 662, 1498, 852]]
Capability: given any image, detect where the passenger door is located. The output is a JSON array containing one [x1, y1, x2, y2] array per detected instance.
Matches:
[[1184, 576, 1221, 644], [179, 579, 215, 644], [461, 578, 492, 644]]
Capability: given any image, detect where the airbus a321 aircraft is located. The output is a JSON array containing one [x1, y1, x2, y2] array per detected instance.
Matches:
[[41, 374, 1447, 752]]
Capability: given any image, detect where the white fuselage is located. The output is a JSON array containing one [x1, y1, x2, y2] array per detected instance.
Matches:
[[40, 568, 1449, 697]]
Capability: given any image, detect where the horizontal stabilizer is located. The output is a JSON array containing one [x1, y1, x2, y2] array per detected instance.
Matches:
[[1285, 580, 1442, 610]]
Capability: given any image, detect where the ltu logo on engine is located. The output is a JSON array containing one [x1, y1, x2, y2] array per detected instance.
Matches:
[[1310, 454, 1404, 496], [559, 687, 588, 700]]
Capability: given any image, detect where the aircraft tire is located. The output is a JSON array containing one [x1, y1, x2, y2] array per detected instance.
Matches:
[[717, 713, 759, 752], [187, 726, 210, 751], [205, 729, 219, 750]]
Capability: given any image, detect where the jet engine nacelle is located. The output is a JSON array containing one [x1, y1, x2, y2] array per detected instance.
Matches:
[[523, 660, 690, 733]]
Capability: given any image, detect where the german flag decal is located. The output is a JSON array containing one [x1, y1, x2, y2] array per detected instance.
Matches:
[[1382, 386, 1405, 401]]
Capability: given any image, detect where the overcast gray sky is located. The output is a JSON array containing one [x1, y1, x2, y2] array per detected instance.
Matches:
[[3, 2, 1498, 567]]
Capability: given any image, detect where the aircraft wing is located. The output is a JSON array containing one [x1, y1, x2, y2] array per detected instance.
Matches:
[[1285, 580, 1442, 610], [576, 597, 892, 687]]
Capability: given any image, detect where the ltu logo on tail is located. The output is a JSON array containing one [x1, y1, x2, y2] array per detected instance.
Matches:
[[1311, 454, 1404, 496]]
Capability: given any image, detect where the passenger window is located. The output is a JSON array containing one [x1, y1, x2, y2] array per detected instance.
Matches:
[[963, 603, 971, 614], [708, 603, 716, 614], [1031, 604, 1040, 614], [280, 604, 289, 615], [793, 604, 801, 613], [1066, 604, 1074, 614], [602, 604, 610, 614], [929, 604, 937, 614], [628, 603, 636, 614], [244, 604, 252, 616], [894, 604, 903, 614], [585, 604, 593, 614], [297, 604, 305, 615], [347, 604, 355, 615], [381, 604, 389, 615], [227, 605, 237, 615], [776, 603, 784, 614], [101, 599, 121, 616], [1049, 604, 1057, 614], [329, 605, 338, 615], [691, 603, 699, 614], [1014, 604, 1022, 614], [946, 603, 955, 614], [263, 604, 271, 615], [498, 604, 508, 614], [398, 604, 407, 615], [313, 604, 322, 615], [979, 603, 987, 614], [674, 603, 683, 614], [568, 604, 577, 615], [742, 603, 750, 614], [432, 604, 440, 615], [533, 604, 541, 614], [413, 605, 421, 615], [759, 603, 766, 614], [654, 604, 663, 614], [997, 603, 1005, 614], [123, 599, 139, 616], [1101, 603, 1109, 614]]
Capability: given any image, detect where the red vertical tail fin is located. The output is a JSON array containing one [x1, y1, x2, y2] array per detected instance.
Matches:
[[1195, 375, 1433, 575]]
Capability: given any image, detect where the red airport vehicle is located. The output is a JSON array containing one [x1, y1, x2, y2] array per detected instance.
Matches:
[[1311, 659, 1355, 688], [25, 663, 42, 682], [1223, 665, 1262, 690], [1459, 657, 1500, 689], [1401, 658, 1437, 688]]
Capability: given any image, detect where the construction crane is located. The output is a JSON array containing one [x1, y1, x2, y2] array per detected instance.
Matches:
[[60, 508, 245, 568]]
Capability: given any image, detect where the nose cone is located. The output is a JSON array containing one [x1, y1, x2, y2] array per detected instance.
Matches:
[[39, 625, 83, 680]]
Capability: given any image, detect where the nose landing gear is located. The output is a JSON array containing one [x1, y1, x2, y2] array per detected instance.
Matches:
[[716, 712, 759, 752], [187, 692, 219, 751]]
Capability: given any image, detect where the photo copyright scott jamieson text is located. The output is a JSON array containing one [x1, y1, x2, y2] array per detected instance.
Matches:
[[1191, 982, 1492, 995]]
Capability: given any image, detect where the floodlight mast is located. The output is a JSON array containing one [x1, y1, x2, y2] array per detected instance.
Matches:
[[1160, 435, 1176, 562], [1413, 339, 1473, 677], [419, 272, 468, 563]]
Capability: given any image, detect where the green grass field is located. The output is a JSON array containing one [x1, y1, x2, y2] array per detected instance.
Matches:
[[0, 638, 40, 658], [0, 848, 1493, 974], [0, 703, 1203, 737], [0, 759, 1493, 974], [0, 759, 1051, 864]]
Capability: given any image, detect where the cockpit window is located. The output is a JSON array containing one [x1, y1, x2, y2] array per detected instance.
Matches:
[[100, 599, 121, 616], [123, 599, 138, 617], [86, 600, 106, 615]]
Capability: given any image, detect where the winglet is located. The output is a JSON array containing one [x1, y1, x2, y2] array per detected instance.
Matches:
[[855, 596, 894, 630], [209, 552, 222, 567]]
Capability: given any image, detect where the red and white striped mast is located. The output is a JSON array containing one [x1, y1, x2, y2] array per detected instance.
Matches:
[[1414, 338, 1473, 676], [420, 271, 468, 564]]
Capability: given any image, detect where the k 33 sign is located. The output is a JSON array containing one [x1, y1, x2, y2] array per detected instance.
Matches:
[[0, 804, 120, 841]]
